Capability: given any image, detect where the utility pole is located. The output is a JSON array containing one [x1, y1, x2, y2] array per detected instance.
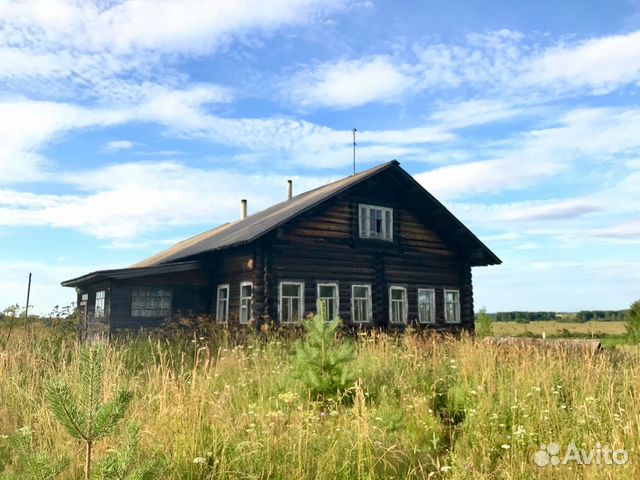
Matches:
[[25, 272, 32, 320], [352, 128, 357, 175]]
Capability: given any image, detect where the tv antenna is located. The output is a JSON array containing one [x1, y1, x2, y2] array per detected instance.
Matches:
[[352, 128, 357, 175]]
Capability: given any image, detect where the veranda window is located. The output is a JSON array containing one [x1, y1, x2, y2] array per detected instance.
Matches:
[[131, 289, 171, 317]]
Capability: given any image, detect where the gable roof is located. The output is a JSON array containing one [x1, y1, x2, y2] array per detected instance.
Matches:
[[62, 160, 500, 287], [131, 161, 400, 267]]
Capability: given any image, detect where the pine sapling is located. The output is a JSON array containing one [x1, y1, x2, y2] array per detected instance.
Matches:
[[92, 423, 164, 480], [293, 302, 355, 401], [45, 346, 133, 480], [1, 426, 69, 480], [626, 299, 640, 344]]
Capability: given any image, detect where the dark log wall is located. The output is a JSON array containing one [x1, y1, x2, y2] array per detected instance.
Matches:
[[266, 170, 475, 330], [207, 245, 255, 324], [109, 270, 209, 331]]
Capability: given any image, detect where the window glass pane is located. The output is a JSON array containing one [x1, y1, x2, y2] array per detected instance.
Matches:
[[131, 289, 171, 317], [353, 286, 367, 298], [360, 206, 368, 237], [282, 284, 300, 296], [319, 285, 336, 297], [241, 284, 252, 297], [391, 288, 404, 300], [384, 210, 391, 239], [291, 298, 300, 321]]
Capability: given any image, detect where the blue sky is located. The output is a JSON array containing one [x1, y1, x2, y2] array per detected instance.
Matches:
[[1, 0, 639, 314]]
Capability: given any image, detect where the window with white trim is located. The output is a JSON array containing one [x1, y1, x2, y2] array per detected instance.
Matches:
[[389, 286, 407, 324], [239, 282, 253, 324], [216, 284, 230, 323], [351, 284, 372, 323], [131, 289, 171, 317], [317, 282, 338, 321], [444, 289, 461, 323], [418, 288, 435, 324], [95, 291, 105, 318], [359, 204, 393, 241], [280, 282, 304, 323]]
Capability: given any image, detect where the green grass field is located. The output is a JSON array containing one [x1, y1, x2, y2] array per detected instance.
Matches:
[[1, 321, 639, 479]]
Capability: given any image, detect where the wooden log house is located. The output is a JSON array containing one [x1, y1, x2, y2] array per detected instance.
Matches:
[[62, 161, 501, 337]]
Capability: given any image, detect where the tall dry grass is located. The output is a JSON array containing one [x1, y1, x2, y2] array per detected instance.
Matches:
[[1, 323, 639, 479]]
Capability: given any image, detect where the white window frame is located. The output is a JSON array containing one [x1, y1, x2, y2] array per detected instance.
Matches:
[[316, 282, 339, 321], [418, 288, 436, 324], [359, 203, 393, 241], [216, 284, 230, 323], [444, 289, 461, 324], [239, 281, 253, 325], [351, 284, 372, 324], [388, 286, 407, 324], [95, 290, 105, 318], [279, 281, 304, 324]]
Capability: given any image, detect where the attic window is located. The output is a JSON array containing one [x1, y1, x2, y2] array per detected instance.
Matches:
[[359, 204, 393, 241]]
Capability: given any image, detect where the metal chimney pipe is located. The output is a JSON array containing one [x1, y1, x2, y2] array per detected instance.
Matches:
[[240, 199, 247, 220], [287, 179, 293, 200]]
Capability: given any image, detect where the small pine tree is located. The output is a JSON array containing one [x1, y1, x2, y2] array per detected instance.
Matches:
[[92, 424, 163, 480], [626, 300, 640, 345], [45, 346, 133, 480], [293, 303, 355, 401], [475, 307, 493, 337], [0, 427, 69, 480]]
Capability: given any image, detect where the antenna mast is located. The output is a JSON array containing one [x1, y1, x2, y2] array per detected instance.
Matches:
[[352, 128, 357, 175]]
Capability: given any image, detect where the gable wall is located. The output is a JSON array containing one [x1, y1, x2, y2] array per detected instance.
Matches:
[[264, 170, 474, 329]]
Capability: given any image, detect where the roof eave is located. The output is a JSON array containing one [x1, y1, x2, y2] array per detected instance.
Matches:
[[61, 261, 203, 288]]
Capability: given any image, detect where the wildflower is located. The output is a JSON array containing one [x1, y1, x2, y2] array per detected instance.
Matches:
[[440, 465, 452, 473], [278, 392, 299, 404], [193, 457, 206, 464], [501, 444, 511, 450]]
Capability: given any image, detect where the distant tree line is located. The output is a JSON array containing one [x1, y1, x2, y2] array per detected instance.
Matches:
[[480, 310, 629, 323]]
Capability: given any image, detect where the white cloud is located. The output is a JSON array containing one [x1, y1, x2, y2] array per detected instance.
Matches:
[[520, 31, 640, 93], [287, 56, 415, 109], [286, 29, 640, 109], [429, 99, 529, 129], [104, 140, 134, 152], [0, 0, 347, 102], [589, 219, 640, 240], [415, 158, 567, 201], [0, 161, 337, 239], [474, 258, 640, 311]]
